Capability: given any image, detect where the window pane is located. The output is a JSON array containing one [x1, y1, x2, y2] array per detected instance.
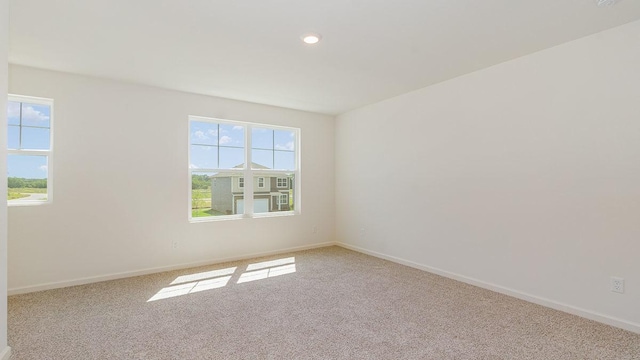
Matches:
[[21, 127, 50, 150], [274, 151, 295, 170], [7, 154, 48, 204], [190, 145, 218, 169], [193, 172, 244, 217], [21, 103, 51, 128], [252, 149, 273, 169], [7, 102, 20, 125], [252, 128, 273, 150], [8, 125, 20, 149], [219, 147, 244, 169], [220, 175, 243, 215], [219, 124, 244, 148], [254, 174, 294, 214], [190, 121, 218, 146], [274, 130, 295, 151], [253, 176, 269, 213], [191, 172, 214, 217]]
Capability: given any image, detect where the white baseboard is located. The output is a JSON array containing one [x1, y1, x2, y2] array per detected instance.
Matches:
[[8, 241, 337, 296], [337, 242, 640, 335], [0, 346, 11, 360]]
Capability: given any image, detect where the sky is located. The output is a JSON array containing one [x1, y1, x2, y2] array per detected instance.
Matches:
[[190, 121, 296, 172], [7, 101, 51, 179]]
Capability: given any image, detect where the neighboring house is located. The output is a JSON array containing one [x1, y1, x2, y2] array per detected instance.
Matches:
[[211, 162, 294, 215]]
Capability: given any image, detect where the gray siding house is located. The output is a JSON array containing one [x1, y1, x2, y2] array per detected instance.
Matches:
[[211, 163, 294, 214]]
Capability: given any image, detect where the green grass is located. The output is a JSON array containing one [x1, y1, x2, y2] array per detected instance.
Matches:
[[192, 188, 212, 210], [9, 187, 47, 194], [192, 208, 227, 217], [8, 192, 30, 200], [8, 187, 47, 201]]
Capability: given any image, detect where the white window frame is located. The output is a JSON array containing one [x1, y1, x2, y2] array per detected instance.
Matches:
[[188, 116, 300, 222], [238, 177, 244, 188], [257, 177, 265, 189], [7, 95, 54, 206], [279, 193, 288, 205]]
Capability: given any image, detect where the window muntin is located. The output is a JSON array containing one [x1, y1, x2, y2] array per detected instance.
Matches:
[[189, 117, 299, 221], [7, 96, 53, 205], [251, 127, 296, 170]]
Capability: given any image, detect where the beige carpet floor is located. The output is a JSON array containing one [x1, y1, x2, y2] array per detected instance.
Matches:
[[8, 246, 640, 359]]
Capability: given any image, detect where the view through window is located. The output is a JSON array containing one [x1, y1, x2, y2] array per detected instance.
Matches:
[[7, 95, 53, 205], [189, 117, 298, 220]]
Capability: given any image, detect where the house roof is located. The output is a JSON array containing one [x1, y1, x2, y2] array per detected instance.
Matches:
[[233, 162, 270, 170]]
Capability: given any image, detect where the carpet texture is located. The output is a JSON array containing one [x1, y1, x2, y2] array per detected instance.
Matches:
[[8, 246, 640, 359]]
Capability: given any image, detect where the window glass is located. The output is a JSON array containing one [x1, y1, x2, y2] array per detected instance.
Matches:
[[8, 125, 20, 150], [190, 121, 218, 146], [7, 96, 53, 205], [189, 118, 298, 220], [190, 145, 218, 170], [7, 155, 48, 203], [253, 174, 295, 214], [7, 101, 20, 125], [192, 172, 245, 217], [21, 127, 50, 150]]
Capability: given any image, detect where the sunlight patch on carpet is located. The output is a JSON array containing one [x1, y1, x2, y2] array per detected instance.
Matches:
[[171, 267, 237, 285], [246, 257, 295, 271], [237, 264, 296, 284], [148, 257, 296, 301]]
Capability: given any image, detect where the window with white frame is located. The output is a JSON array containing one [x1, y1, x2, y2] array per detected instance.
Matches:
[[189, 116, 298, 220], [7, 95, 53, 205]]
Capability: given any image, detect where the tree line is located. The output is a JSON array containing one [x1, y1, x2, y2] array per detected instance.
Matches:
[[8, 177, 47, 189], [192, 174, 211, 190]]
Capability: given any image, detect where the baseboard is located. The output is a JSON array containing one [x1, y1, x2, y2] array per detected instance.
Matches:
[[9, 241, 337, 296], [336, 242, 640, 335], [0, 346, 11, 360]]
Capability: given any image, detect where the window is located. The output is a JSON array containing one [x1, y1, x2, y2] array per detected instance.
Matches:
[[7, 95, 53, 205], [189, 116, 299, 220]]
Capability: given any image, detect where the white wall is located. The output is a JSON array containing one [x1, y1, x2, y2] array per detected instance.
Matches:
[[336, 20, 640, 332], [8, 65, 335, 292], [0, 0, 10, 358]]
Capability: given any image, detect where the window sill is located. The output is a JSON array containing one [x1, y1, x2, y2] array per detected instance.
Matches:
[[189, 211, 297, 223], [8, 201, 51, 207]]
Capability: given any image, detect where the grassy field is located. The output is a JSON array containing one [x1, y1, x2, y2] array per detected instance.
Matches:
[[8, 192, 29, 200], [9, 187, 47, 193], [192, 188, 214, 217], [192, 189, 212, 208], [8, 187, 47, 200], [192, 208, 227, 217]]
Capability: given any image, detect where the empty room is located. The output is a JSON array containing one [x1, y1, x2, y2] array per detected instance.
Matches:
[[0, 0, 639, 359]]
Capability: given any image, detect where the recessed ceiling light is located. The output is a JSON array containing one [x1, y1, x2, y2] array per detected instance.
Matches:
[[597, 0, 621, 6], [301, 33, 322, 45]]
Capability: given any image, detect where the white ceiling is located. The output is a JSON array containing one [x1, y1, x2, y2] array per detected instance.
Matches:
[[9, 0, 640, 115]]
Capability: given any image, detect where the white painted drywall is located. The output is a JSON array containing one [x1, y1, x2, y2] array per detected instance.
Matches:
[[336, 20, 640, 329], [7, 65, 335, 292], [0, 0, 10, 357]]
